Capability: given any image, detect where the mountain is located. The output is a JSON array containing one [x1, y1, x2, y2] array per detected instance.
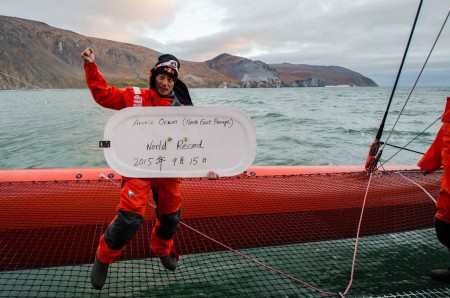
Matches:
[[270, 63, 378, 87], [0, 15, 378, 89], [206, 54, 283, 88]]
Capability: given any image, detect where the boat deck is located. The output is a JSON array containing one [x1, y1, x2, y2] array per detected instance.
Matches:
[[0, 167, 448, 297]]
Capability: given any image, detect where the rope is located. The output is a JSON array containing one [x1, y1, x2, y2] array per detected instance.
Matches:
[[177, 212, 341, 297], [373, 0, 424, 142], [383, 143, 424, 155], [0, 70, 43, 89], [99, 173, 121, 187], [396, 171, 437, 204], [342, 172, 373, 296], [373, 8, 449, 171], [379, 9, 450, 163], [379, 115, 442, 167]]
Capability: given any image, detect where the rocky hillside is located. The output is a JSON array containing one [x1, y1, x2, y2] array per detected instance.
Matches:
[[206, 54, 283, 88], [0, 15, 378, 89], [270, 63, 378, 87]]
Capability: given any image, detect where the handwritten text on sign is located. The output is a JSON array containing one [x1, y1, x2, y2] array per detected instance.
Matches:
[[103, 107, 256, 178], [130, 116, 232, 171]]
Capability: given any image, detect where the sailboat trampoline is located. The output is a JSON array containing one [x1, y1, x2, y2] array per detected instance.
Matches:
[[1, 166, 449, 297]]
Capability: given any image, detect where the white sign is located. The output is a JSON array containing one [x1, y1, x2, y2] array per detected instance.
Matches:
[[102, 106, 257, 178]]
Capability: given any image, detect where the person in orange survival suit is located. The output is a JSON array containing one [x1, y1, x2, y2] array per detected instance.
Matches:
[[418, 96, 450, 282], [81, 47, 220, 290]]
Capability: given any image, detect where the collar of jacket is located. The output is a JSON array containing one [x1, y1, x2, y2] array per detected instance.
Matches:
[[148, 89, 174, 106]]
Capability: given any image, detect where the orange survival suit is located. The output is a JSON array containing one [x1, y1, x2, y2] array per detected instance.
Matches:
[[418, 96, 450, 254], [84, 61, 191, 264], [418, 97, 450, 224]]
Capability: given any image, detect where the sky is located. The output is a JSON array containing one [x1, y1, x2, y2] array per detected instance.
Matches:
[[0, 0, 449, 87]]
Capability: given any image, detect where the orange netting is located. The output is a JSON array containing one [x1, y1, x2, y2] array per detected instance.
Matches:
[[0, 170, 449, 297]]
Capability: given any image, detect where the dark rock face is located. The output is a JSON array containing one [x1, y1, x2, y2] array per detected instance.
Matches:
[[0, 16, 378, 89], [206, 55, 283, 88], [288, 76, 325, 87]]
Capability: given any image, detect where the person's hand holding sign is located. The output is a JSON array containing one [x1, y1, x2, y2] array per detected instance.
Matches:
[[207, 171, 220, 180]]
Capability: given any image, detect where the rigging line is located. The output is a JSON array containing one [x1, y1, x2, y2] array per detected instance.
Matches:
[[100, 174, 340, 296], [379, 9, 450, 161], [396, 170, 442, 183], [176, 210, 340, 297], [374, 0, 424, 142], [395, 171, 436, 203], [0, 70, 42, 89], [374, 167, 441, 184], [99, 174, 121, 187], [383, 143, 424, 155], [342, 172, 373, 296], [366, 0, 424, 174], [379, 115, 442, 166]]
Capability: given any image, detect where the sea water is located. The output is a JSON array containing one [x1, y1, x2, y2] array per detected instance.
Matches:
[[1, 87, 450, 297], [1, 87, 449, 170]]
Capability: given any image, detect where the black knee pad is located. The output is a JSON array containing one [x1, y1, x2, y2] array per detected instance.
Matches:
[[156, 209, 181, 240], [434, 217, 450, 251], [151, 186, 159, 205], [104, 210, 144, 250]]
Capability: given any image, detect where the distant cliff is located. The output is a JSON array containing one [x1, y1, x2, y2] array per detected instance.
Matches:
[[270, 63, 377, 87], [0, 15, 378, 89], [206, 54, 283, 88]]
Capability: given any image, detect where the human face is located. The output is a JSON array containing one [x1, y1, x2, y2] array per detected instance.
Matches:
[[154, 73, 175, 97]]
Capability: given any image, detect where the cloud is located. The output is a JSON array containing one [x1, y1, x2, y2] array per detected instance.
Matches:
[[0, 0, 180, 42], [0, 0, 449, 86]]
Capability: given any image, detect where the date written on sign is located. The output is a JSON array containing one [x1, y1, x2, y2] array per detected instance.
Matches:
[[132, 156, 207, 171]]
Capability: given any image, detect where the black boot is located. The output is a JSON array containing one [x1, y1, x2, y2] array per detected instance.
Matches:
[[430, 268, 450, 282], [91, 255, 109, 290], [160, 254, 178, 271]]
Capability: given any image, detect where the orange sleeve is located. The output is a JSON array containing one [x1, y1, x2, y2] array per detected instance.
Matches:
[[417, 126, 444, 172], [84, 62, 126, 110]]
